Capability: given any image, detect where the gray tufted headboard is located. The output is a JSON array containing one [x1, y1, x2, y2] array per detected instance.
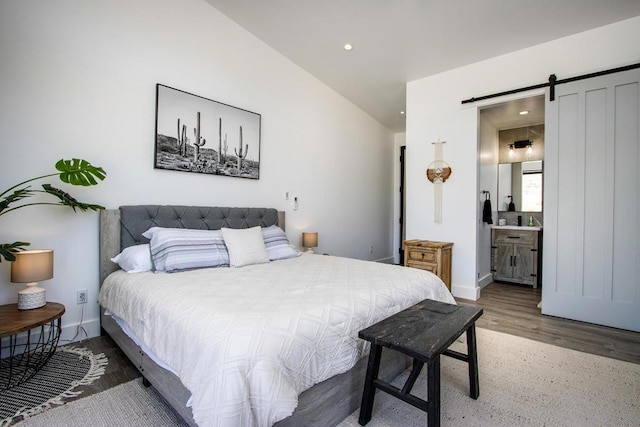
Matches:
[[99, 205, 284, 284]]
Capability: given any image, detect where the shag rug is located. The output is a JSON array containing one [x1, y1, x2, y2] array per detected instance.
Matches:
[[0, 347, 107, 427], [12, 329, 640, 426]]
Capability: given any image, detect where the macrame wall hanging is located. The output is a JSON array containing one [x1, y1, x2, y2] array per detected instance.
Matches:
[[426, 141, 452, 223]]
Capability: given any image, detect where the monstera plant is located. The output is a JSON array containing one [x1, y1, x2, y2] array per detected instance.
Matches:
[[0, 158, 106, 262]]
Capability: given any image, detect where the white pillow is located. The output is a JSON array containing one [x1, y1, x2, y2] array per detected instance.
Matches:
[[221, 226, 270, 267], [261, 225, 300, 261], [111, 244, 153, 273]]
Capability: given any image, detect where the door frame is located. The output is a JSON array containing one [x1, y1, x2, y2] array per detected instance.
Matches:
[[399, 145, 406, 264], [392, 134, 407, 265], [475, 90, 547, 293]]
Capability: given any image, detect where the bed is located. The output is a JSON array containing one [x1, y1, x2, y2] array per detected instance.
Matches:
[[98, 205, 455, 427]]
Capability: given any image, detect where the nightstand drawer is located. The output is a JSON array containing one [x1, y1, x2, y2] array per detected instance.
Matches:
[[408, 249, 437, 263], [406, 260, 438, 274], [403, 239, 453, 291]]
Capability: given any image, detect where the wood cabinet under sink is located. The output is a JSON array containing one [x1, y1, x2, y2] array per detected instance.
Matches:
[[491, 228, 542, 287]]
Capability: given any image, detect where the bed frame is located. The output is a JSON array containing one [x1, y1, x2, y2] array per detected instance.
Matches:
[[99, 205, 409, 426]]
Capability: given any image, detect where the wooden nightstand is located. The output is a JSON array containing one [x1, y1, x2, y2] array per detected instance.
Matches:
[[0, 302, 65, 390], [403, 240, 453, 290]]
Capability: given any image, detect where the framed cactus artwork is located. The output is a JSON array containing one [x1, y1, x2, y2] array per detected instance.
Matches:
[[154, 84, 261, 179]]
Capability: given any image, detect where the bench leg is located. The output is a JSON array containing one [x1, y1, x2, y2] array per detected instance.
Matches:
[[401, 358, 424, 395], [358, 344, 383, 426], [466, 324, 480, 399], [427, 355, 441, 427]]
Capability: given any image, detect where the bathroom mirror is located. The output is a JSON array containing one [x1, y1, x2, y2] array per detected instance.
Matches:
[[497, 161, 543, 212]]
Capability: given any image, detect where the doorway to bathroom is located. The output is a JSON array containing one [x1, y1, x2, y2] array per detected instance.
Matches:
[[477, 94, 545, 300]]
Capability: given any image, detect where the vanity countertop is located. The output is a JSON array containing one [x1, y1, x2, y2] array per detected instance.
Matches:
[[491, 225, 543, 231]]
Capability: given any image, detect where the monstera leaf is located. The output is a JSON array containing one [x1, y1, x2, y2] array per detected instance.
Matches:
[[1, 158, 106, 261], [56, 158, 107, 186]]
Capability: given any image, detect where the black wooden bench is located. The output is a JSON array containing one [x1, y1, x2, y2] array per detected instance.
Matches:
[[358, 299, 483, 427]]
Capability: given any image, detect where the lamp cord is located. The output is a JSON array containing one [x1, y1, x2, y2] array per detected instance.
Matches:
[[60, 302, 88, 344]]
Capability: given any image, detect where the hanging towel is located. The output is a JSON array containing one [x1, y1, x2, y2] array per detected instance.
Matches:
[[483, 198, 493, 224]]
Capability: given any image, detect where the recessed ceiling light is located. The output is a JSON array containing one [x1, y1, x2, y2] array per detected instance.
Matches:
[[519, 110, 529, 115], [343, 43, 353, 51], [400, 111, 405, 115]]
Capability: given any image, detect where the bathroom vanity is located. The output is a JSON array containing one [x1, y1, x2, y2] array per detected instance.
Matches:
[[491, 226, 542, 288]]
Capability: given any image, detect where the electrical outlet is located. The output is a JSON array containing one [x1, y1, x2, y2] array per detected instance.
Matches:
[[77, 289, 88, 305], [284, 191, 289, 200], [369, 245, 374, 254]]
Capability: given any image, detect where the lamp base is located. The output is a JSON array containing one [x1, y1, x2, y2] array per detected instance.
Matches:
[[18, 286, 46, 310], [305, 248, 315, 254]]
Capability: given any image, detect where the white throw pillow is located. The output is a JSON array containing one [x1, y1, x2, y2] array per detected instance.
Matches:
[[221, 226, 270, 267], [111, 244, 153, 273]]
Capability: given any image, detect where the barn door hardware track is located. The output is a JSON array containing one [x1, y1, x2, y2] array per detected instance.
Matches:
[[461, 62, 640, 105]]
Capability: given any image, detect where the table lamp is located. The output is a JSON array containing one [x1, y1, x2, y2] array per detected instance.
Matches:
[[11, 249, 54, 310], [302, 232, 318, 254]]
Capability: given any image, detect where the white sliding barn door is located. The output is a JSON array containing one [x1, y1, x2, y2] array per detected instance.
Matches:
[[542, 68, 640, 332]]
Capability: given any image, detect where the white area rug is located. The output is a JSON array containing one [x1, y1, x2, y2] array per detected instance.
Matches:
[[339, 328, 640, 426], [16, 378, 187, 427], [16, 329, 640, 426]]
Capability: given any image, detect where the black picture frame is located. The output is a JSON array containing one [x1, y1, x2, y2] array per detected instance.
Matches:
[[154, 84, 261, 179]]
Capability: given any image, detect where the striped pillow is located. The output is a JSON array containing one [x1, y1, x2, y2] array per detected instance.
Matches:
[[142, 227, 229, 272], [261, 225, 300, 261]]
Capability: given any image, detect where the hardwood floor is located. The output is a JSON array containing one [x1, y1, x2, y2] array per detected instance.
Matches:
[[70, 283, 640, 401], [65, 333, 141, 402], [456, 281, 640, 365]]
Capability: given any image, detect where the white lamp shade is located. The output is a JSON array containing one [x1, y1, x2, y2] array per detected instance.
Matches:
[[302, 232, 318, 248], [11, 249, 54, 283]]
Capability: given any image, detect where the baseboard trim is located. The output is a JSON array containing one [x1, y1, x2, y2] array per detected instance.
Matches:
[[3, 318, 101, 353], [478, 273, 493, 289], [451, 284, 481, 301], [60, 318, 101, 343]]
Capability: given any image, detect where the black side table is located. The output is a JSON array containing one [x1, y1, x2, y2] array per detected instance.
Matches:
[[0, 302, 65, 390], [358, 299, 483, 427]]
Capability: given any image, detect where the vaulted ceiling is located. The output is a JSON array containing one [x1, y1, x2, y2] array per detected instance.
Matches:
[[204, 0, 640, 132]]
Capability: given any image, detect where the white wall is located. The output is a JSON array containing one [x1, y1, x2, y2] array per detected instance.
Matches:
[[477, 113, 498, 288], [406, 16, 640, 300], [0, 0, 394, 341]]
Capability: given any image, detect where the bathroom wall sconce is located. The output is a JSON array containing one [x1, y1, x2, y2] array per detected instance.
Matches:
[[302, 232, 318, 253], [509, 139, 533, 159]]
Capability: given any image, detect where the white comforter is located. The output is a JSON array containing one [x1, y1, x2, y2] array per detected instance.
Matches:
[[98, 253, 455, 427]]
